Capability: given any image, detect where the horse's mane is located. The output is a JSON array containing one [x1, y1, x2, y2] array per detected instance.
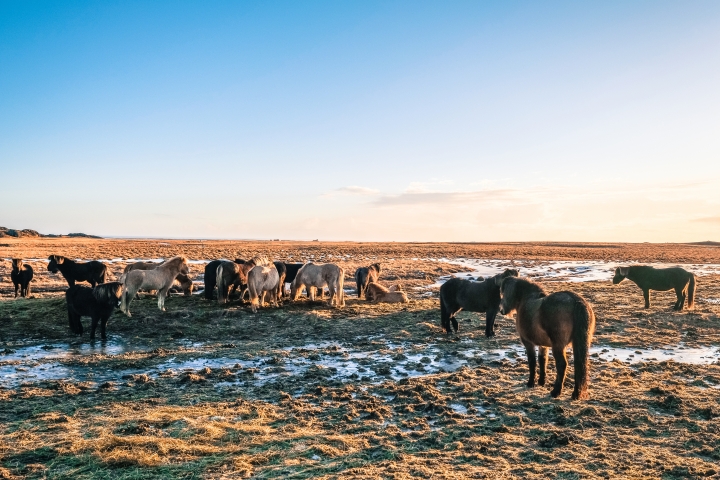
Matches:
[[513, 278, 547, 298], [93, 282, 122, 302], [367, 282, 389, 293], [161, 256, 187, 268]]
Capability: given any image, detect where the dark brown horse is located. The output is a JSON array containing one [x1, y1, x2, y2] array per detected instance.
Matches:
[[439, 269, 518, 337], [613, 266, 695, 310], [11, 259, 34, 297], [498, 277, 595, 400], [355, 263, 381, 298]]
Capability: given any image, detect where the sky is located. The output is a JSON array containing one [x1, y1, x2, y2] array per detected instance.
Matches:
[[1, 1, 719, 242]]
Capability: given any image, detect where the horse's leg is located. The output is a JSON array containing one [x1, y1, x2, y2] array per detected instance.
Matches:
[[550, 345, 568, 398], [100, 316, 108, 340], [522, 339, 537, 387], [158, 288, 169, 311], [90, 315, 99, 340], [674, 286, 685, 311], [538, 347, 549, 386], [25, 283, 31, 297], [643, 289, 650, 309], [485, 309, 498, 338], [14, 283, 19, 298]]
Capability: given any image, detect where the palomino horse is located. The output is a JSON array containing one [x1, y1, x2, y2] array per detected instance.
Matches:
[[120, 256, 189, 316], [290, 262, 345, 307], [498, 276, 595, 400], [365, 282, 407, 304], [247, 264, 280, 313]]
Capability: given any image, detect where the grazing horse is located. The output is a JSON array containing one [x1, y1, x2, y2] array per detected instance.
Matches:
[[439, 269, 519, 337], [66, 282, 123, 340], [247, 264, 280, 313], [365, 282, 408, 304], [499, 277, 596, 400], [204, 259, 245, 300], [120, 256, 189, 316], [273, 261, 287, 300], [11, 259, 34, 297], [123, 261, 194, 296], [290, 262, 345, 307], [48, 255, 107, 287], [216, 256, 271, 304], [613, 266, 695, 310], [355, 263, 381, 298]]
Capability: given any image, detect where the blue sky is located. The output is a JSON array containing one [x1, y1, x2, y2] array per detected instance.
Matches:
[[1, 1, 719, 241]]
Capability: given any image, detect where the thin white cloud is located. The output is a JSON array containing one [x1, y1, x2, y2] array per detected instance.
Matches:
[[320, 186, 380, 198]]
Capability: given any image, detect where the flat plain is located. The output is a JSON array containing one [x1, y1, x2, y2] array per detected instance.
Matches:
[[0, 238, 719, 479]]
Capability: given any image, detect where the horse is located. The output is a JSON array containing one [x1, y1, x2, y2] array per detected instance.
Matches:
[[66, 282, 123, 340], [48, 255, 107, 287], [247, 264, 280, 313], [273, 261, 287, 300], [613, 266, 695, 310], [290, 262, 345, 307], [498, 276, 596, 400], [203, 259, 245, 300], [123, 261, 194, 296], [439, 269, 519, 337], [355, 263, 381, 298], [216, 256, 271, 304], [120, 256, 189, 316], [11, 259, 34, 297], [365, 282, 408, 303]]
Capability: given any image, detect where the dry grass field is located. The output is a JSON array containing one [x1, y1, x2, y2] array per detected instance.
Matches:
[[0, 238, 719, 478]]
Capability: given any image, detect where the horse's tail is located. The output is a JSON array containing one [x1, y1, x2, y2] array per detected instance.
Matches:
[[687, 273, 696, 309], [571, 298, 594, 400], [120, 285, 128, 314], [216, 265, 226, 304], [99, 264, 108, 284]]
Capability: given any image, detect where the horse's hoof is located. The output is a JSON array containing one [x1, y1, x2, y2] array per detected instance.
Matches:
[[550, 389, 562, 398], [571, 390, 589, 401], [527, 381, 536, 388], [538, 379, 546, 386]]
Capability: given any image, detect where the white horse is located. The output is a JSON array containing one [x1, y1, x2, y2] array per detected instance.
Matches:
[[247, 264, 280, 313], [290, 262, 345, 307], [120, 256, 189, 316]]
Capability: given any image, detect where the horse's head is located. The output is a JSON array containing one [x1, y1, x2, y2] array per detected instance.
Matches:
[[612, 267, 629, 284], [47, 255, 63, 273], [498, 277, 519, 315], [494, 268, 519, 286]]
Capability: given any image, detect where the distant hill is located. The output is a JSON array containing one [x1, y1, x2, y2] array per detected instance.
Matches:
[[0, 226, 102, 239], [686, 241, 720, 246]]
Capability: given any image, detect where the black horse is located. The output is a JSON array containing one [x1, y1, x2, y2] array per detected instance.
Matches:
[[11, 259, 34, 298], [66, 282, 123, 340], [273, 261, 287, 299], [282, 263, 305, 298], [355, 263, 381, 298], [203, 259, 245, 300], [613, 266, 695, 310], [48, 255, 107, 287], [439, 269, 519, 337]]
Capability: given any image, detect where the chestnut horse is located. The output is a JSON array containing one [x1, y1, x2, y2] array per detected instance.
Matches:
[[498, 277, 595, 400]]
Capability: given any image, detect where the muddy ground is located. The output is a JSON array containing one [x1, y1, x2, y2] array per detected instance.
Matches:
[[0, 239, 719, 479]]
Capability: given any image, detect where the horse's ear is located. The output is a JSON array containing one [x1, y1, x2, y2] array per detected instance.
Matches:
[[57, 256, 64, 264], [619, 267, 629, 276]]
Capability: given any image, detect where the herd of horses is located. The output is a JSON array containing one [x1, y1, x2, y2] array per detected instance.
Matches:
[[6, 254, 699, 400]]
